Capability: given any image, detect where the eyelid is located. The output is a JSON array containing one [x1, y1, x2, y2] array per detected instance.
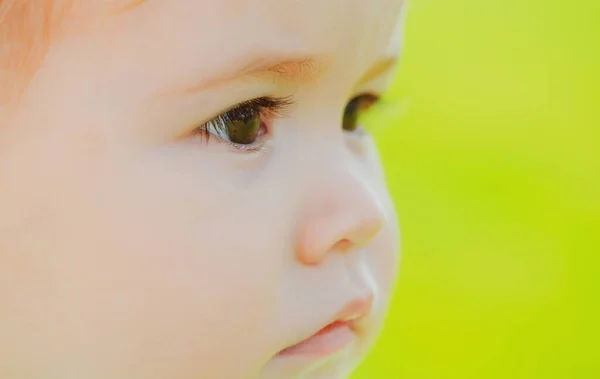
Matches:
[[349, 92, 382, 110], [204, 96, 293, 124]]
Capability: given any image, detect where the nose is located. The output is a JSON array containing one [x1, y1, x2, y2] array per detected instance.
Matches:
[[295, 174, 385, 265]]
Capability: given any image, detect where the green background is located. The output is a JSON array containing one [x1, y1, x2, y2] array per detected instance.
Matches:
[[353, 0, 599, 378]]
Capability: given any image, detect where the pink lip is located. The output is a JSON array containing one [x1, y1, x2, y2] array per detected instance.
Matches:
[[277, 295, 373, 358], [335, 296, 373, 322], [277, 321, 355, 357]]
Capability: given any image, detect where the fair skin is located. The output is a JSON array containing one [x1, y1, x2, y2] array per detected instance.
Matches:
[[0, 0, 402, 378]]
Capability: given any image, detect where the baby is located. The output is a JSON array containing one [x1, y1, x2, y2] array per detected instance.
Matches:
[[0, 0, 403, 378]]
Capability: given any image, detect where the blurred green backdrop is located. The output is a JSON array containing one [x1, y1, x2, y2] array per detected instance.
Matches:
[[353, 0, 599, 378]]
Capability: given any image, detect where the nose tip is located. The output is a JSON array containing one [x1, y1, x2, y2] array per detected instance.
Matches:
[[297, 210, 384, 265], [331, 214, 383, 251], [295, 168, 388, 265], [354, 214, 384, 246]]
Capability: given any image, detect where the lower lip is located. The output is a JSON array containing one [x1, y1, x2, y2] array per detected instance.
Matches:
[[277, 321, 355, 357]]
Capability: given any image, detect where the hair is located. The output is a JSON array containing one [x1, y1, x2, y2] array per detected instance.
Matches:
[[0, 0, 73, 108], [0, 1, 144, 112]]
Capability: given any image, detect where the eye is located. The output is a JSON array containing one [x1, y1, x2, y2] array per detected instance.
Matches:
[[207, 107, 263, 146], [343, 93, 380, 132], [195, 97, 292, 151]]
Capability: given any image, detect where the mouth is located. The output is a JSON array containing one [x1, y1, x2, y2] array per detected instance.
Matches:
[[276, 295, 373, 358], [277, 320, 355, 357]]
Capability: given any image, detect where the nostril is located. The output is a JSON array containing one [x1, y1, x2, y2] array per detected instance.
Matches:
[[333, 238, 353, 252], [296, 202, 385, 265]]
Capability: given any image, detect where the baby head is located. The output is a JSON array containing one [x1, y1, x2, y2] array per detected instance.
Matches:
[[0, 0, 403, 378]]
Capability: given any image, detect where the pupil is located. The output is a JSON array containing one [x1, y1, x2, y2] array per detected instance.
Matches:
[[227, 115, 260, 145]]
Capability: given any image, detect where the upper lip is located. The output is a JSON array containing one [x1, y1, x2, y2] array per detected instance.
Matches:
[[276, 292, 375, 356], [333, 294, 374, 324], [304, 293, 374, 339]]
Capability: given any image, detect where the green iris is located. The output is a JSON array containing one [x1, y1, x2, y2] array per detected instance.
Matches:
[[225, 115, 261, 145]]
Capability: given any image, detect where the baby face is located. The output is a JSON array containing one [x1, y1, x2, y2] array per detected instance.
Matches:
[[0, 0, 402, 378]]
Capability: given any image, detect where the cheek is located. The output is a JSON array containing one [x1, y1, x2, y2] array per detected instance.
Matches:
[[364, 146, 402, 311], [23, 153, 286, 378], [373, 209, 401, 299]]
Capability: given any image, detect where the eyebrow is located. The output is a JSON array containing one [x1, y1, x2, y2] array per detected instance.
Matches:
[[111, 0, 148, 14], [357, 56, 399, 86], [177, 56, 329, 96], [160, 54, 398, 99]]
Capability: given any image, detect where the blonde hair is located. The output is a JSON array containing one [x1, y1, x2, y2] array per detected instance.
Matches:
[[0, 1, 143, 111], [0, 0, 70, 107]]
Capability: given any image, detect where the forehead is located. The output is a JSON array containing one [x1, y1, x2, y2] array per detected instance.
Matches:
[[53, 0, 404, 104], [102, 0, 403, 61], [111, 0, 403, 33]]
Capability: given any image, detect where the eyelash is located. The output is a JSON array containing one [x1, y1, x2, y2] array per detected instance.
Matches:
[[194, 96, 294, 152]]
